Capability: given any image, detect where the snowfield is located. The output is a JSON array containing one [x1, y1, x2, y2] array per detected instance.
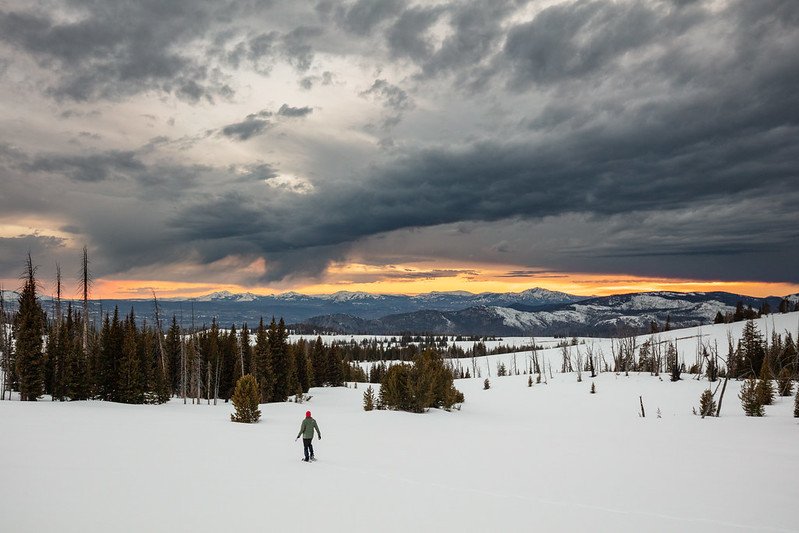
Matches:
[[2, 315, 799, 533]]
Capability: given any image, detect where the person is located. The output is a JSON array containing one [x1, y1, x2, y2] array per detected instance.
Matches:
[[296, 410, 321, 462]]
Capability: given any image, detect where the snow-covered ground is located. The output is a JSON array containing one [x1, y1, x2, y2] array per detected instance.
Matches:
[[2, 315, 798, 532]]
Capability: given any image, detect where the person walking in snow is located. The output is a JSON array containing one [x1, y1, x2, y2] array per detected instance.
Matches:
[[296, 410, 321, 462]]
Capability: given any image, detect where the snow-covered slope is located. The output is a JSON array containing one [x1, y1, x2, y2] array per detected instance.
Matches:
[[2, 344, 797, 532]]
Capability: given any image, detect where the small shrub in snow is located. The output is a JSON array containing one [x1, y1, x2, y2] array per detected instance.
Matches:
[[527, 375, 533, 387], [231, 374, 261, 423], [795, 387, 799, 418], [497, 363, 507, 377], [483, 378, 490, 390], [776, 367, 793, 397], [698, 389, 716, 418], [739, 378, 764, 417], [590, 382, 596, 394], [363, 385, 375, 411]]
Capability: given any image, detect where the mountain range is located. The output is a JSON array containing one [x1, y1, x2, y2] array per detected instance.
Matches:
[[3, 288, 795, 336]]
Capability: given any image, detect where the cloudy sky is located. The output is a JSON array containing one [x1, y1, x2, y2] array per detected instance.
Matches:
[[1, 0, 797, 299]]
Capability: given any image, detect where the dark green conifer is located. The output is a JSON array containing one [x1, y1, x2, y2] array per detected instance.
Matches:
[[590, 382, 596, 394], [698, 389, 716, 418], [794, 386, 799, 418], [756, 357, 775, 406], [253, 318, 274, 403], [117, 317, 141, 403], [739, 378, 764, 416], [268, 318, 290, 401], [363, 385, 375, 411], [14, 254, 45, 401], [483, 378, 490, 390], [231, 374, 261, 423]]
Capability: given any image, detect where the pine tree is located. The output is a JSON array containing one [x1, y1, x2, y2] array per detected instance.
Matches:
[[15, 254, 45, 401], [756, 357, 775, 406], [794, 386, 799, 418], [527, 375, 533, 387], [268, 318, 290, 402], [698, 389, 716, 418], [253, 318, 274, 403], [231, 374, 261, 423], [311, 336, 326, 387], [483, 378, 490, 390], [363, 385, 375, 411], [117, 317, 141, 404], [590, 382, 596, 394], [739, 378, 764, 417], [740, 320, 765, 377]]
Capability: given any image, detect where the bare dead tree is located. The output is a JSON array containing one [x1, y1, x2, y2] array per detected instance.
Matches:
[[561, 344, 573, 373], [575, 346, 583, 382], [0, 286, 7, 400], [151, 291, 167, 375], [55, 263, 62, 328], [79, 246, 92, 354], [585, 342, 596, 378]]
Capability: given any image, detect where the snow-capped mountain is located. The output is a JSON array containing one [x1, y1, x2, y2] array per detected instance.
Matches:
[[301, 291, 789, 336], [191, 290, 260, 302]]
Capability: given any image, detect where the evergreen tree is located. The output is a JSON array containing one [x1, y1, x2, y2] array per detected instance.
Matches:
[[590, 382, 596, 394], [164, 316, 182, 395], [739, 320, 765, 377], [326, 344, 344, 387], [14, 254, 45, 401], [117, 317, 141, 403], [230, 374, 261, 423], [253, 318, 274, 403], [756, 357, 775, 406], [739, 378, 764, 417], [363, 385, 375, 411], [483, 378, 490, 390], [698, 389, 716, 418], [268, 318, 290, 402], [794, 386, 799, 418], [294, 341, 311, 393], [311, 336, 326, 387]]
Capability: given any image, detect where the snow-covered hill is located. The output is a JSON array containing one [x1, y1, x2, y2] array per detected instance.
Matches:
[[2, 316, 797, 533]]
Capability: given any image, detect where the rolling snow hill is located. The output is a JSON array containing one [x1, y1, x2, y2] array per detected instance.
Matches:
[[2, 314, 798, 532]]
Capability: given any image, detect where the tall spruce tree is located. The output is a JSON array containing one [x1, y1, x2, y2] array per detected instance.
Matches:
[[15, 254, 45, 401], [311, 336, 326, 387], [253, 318, 274, 403], [268, 318, 290, 401], [739, 320, 765, 377]]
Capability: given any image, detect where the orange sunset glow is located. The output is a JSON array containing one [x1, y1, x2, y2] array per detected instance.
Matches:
[[53, 262, 799, 300]]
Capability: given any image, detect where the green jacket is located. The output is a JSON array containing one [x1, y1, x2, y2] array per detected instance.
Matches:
[[297, 417, 321, 440]]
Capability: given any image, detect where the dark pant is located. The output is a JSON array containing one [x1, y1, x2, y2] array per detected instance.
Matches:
[[303, 438, 314, 460]]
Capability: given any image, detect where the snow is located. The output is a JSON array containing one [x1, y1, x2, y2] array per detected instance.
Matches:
[[2, 316, 799, 532]]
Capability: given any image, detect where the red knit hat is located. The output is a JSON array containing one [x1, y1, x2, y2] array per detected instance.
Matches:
[[306, 411, 311, 417]]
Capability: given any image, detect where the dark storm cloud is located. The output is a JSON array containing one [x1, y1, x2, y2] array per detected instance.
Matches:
[[386, 5, 444, 61], [0, 1, 235, 102], [0, 235, 67, 280], [26, 151, 144, 183], [174, 2, 799, 286], [277, 104, 313, 118], [337, 0, 406, 36], [221, 111, 273, 141], [360, 79, 413, 111]]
